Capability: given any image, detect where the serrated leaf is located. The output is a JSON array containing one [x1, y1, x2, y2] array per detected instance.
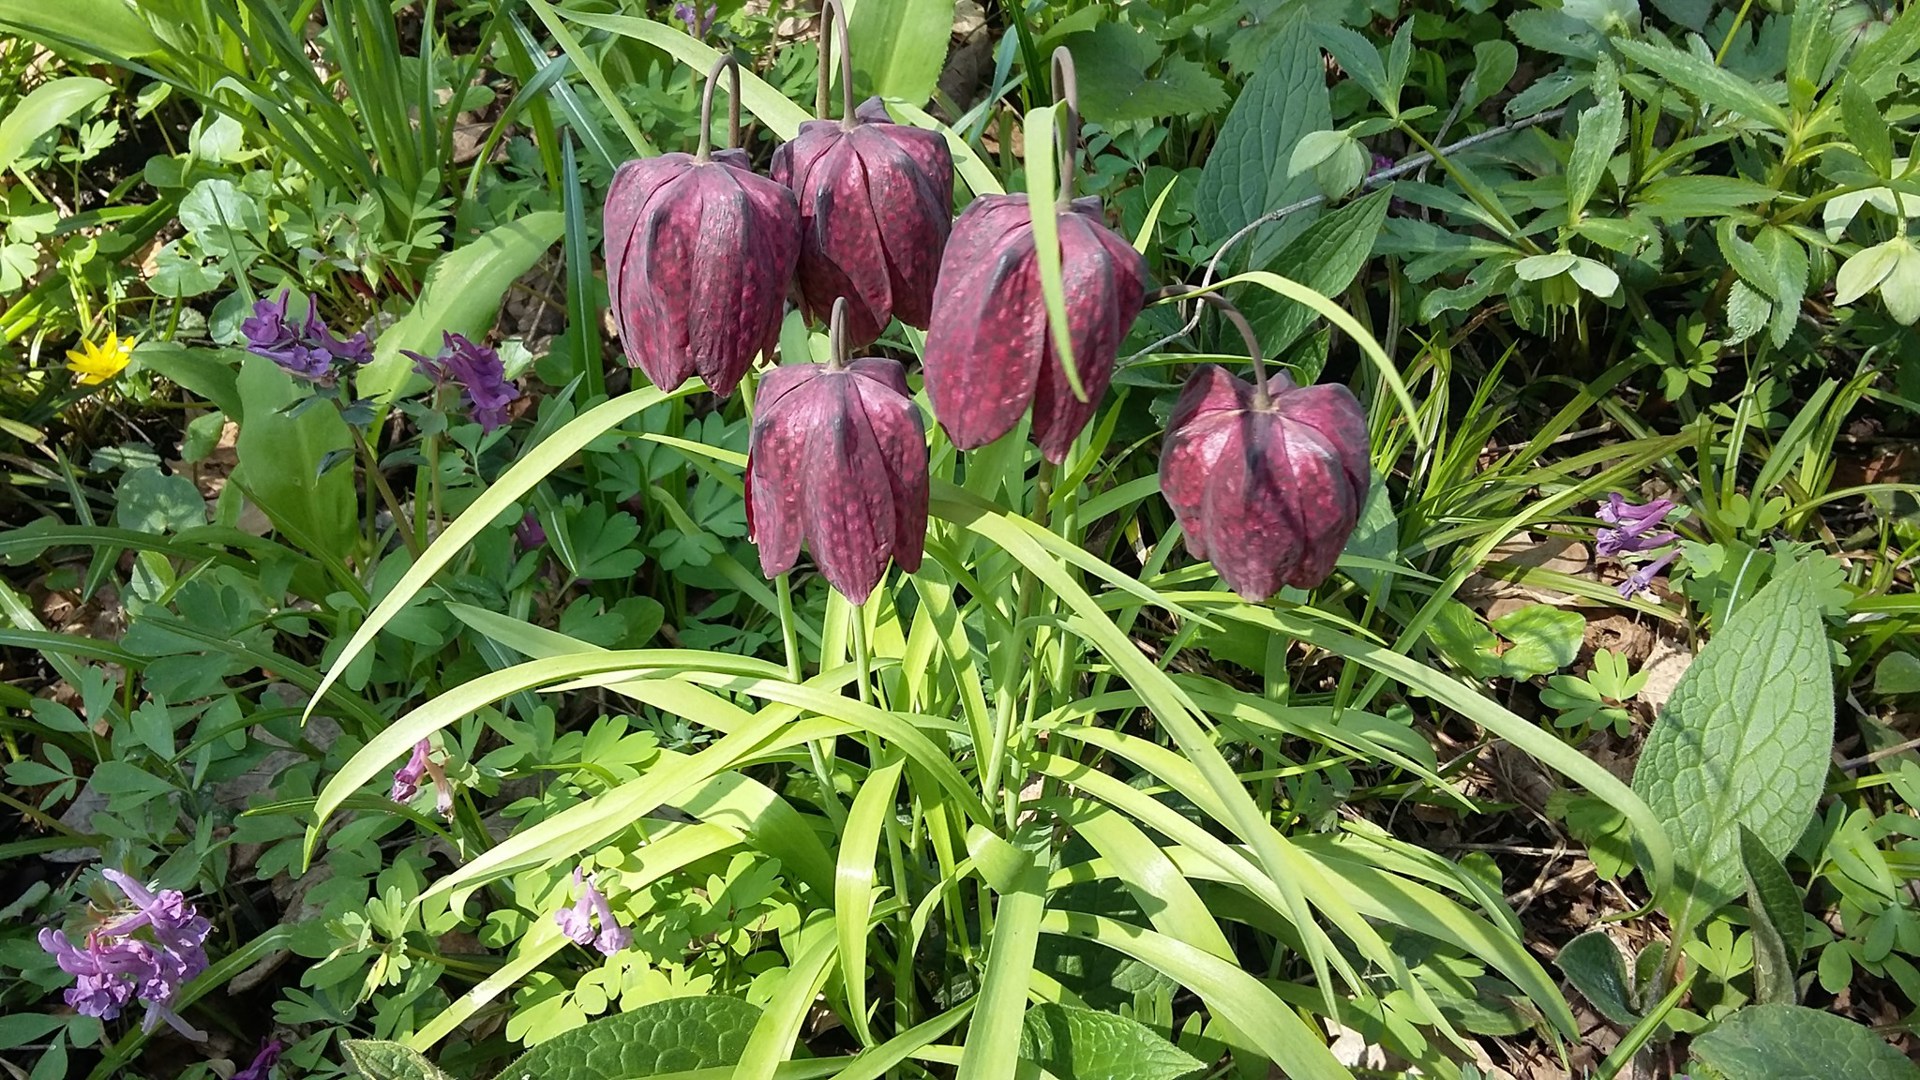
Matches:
[[1237, 188, 1390, 357], [1194, 10, 1327, 264], [1567, 90, 1623, 222], [1842, 77, 1893, 178], [1786, 0, 1839, 115], [1634, 176, 1778, 220], [1630, 563, 1834, 940], [1558, 931, 1641, 1026], [497, 997, 760, 1078], [1741, 825, 1803, 1006], [1689, 1004, 1920, 1080], [1020, 1003, 1204, 1080], [341, 1040, 452, 1080], [1612, 37, 1791, 131], [845, 0, 953, 106], [1314, 22, 1392, 107], [1066, 23, 1226, 124], [1726, 279, 1771, 345], [1506, 9, 1605, 60]]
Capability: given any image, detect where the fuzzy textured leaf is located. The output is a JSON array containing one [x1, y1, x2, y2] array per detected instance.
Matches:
[[1689, 1004, 1920, 1080], [498, 997, 761, 1079], [1630, 562, 1834, 938], [1194, 13, 1328, 265], [341, 1040, 452, 1080], [1019, 1003, 1203, 1080], [1612, 37, 1791, 131], [1558, 931, 1640, 1026], [1238, 188, 1390, 357]]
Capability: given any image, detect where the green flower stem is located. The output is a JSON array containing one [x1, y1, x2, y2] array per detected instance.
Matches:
[[353, 426, 422, 559], [775, 572, 804, 683]]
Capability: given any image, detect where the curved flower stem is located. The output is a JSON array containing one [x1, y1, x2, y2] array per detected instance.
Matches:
[[816, 0, 858, 126], [352, 427, 421, 558], [1050, 46, 1079, 209], [826, 296, 850, 371], [1150, 285, 1271, 406], [775, 572, 803, 682], [694, 54, 742, 160]]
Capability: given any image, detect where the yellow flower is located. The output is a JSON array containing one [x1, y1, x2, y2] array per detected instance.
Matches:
[[65, 332, 135, 386]]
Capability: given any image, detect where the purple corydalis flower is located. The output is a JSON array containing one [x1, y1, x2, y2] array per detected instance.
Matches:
[[1618, 548, 1679, 600], [233, 1038, 285, 1080], [38, 870, 211, 1039], [391, 740, 430, 803], [1596, 493, 1678, 557], [674, 2, 717, 37], [516, 512, 546, 550], [555, 869, 631, 957], [406, 332, 519, 433], [241, 289, 370, 383]]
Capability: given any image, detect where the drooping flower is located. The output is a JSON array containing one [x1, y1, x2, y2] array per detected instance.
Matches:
[[770, 97, 954, 349], [405, 331, 520, 432], [240, 290, 370, 384], [1595, 493, 1678, 557], [1159, 365, 1371, 601], [38, 869, 212, 1039], [746, 350, 928, 603], [555, 869, 631, 957], [66, 331, 135, 385], [232, 1038, 285, 1080], [920, 193, 1148, 462], [390, 740, 430, 803], [515, 512, 547, 550], [1618, 547, 1680, 600], [604, 60, 799, 398]]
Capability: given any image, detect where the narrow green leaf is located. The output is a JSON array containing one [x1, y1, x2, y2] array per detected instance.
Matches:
[[1742, 824, 1804, 1005], [956, 828, 1047, 1080], [1843, 75, 1893, 177], [1612, 37, 1792, 131], [836, 759, 905, 1045], [1566, 89, 1623, 223], [1023, 101, 1084, 402], [0, 0, 160, 58]]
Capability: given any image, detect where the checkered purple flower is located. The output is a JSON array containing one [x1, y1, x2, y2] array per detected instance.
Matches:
[[555, 869, 631, 957], [406, 332, 520, 433], [38, 869, 212, 1039]]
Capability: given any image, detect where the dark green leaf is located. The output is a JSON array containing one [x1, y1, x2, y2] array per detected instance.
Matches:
[[1873, 652, 1920, 696], [1064, 23, 1226, 124], [1558, 931, 1640, 1026], [1567, 90, 1624, 223], [1314, 22, 1391, 107], [1690, 1004, 1920, 1080], [1843, 76, 1893, 177], [1462, 40, 1518, 112], [1741, 825, 1803, 1006], [1631, 562, 1835, 940], [498, 997, 761, 1079], [1019, 1003, 1204, 1080], [1239, 187, 1390, 356], [232, 355, 357, 564], [1612, 38, 1791, 131], [1194, 9, 1327, 264], [1633, 176, 1778, 220]]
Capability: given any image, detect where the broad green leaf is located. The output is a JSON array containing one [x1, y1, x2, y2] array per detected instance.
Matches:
[[1461, 39, 1518, 112], [499, 997, 760, 1078], [1631, 563, 1834, 939], [1742, 825, 1802, 1006], [1567, 255, 1619, 299], [1239, 188, 1391, 359], [1873, 652, 1920, 695], [1063, 22, 1226, 124], [1689, 1004, 1920, 1080], [1514, 250, 1577, 281], [340, 1040, 451, 1080], [1835, 239, 1906, 306], [0, 76, 110, 174], [0, 0, 159, 58], [1019, 1003, 1203, 1080], [1612, 37, 1791, 131], [1341, 471, 1398, 594], [1566, 89, 1623, 223], [1853, 2, 1920, 96], [1843, 76, 1894, 177], [1558, 931, 1640, 1025], [1488, 603, 1584, 679], [130, 344, 244, 418], [1194, 9, 1328, 263], [232, 355, 356, 564], [114, 468, 204, 535], [361, 211, 564, 402], [845, 0, 954, 106]]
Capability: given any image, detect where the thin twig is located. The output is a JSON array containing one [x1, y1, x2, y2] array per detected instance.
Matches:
[[1127, 106, 1569, 365], [1838, 733, 1920, 773]]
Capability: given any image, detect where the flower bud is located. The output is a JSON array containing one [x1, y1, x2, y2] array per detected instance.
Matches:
[[771, 98, 954, 348], [921, 194, 1147, 462], [1159, 365, 1370, 600], [604, 148, 799, 397], [746, 356, 928, 602]]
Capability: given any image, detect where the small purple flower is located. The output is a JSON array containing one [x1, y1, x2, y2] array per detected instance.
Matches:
[[515, 512, 547, 550], [1596, 494, 1679, 557], [1618, 548, 1679, 600], [555, 869, 630, 957], [39, 870, 212, 1039], [407, 332, 520, 433], [241, 289, 370, 383], [673, 2, 718, 37], [233, 1038, 285, 1080], [390, 740, 430, 803]]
